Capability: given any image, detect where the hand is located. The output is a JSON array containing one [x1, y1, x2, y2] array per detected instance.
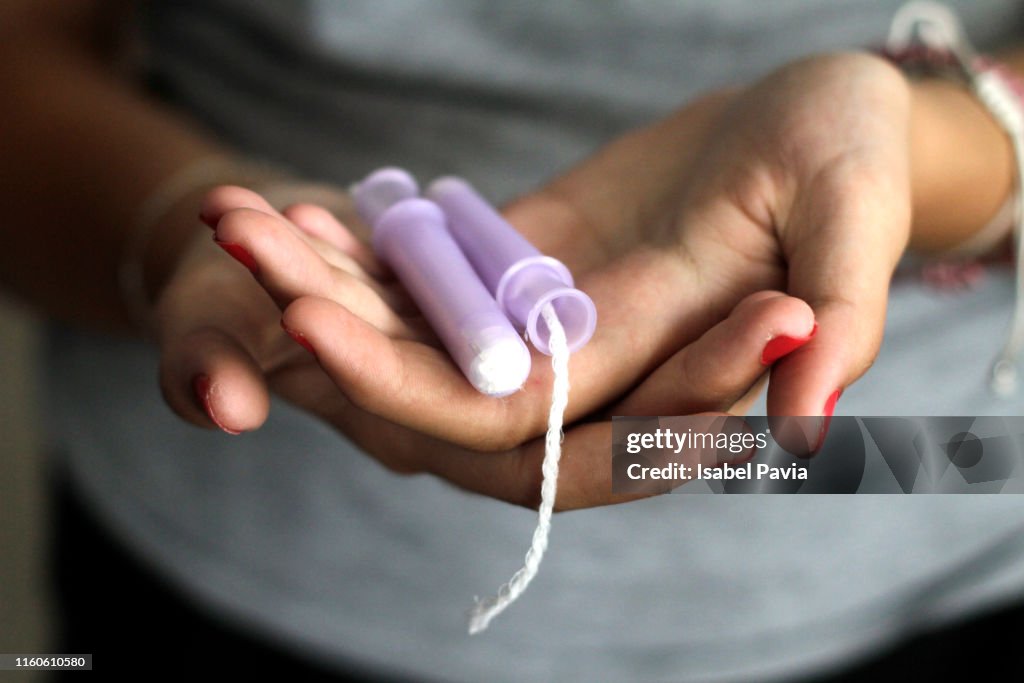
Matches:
[[265, 52, 914, 451], [153, 183, 380, 436], [155, 184, 812, 508], [158, 51, 926, 508]]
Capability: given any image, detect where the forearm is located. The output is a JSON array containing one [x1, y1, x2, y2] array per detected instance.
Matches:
[[0, 21, 229, 329], [908, 50, 1021, 252]]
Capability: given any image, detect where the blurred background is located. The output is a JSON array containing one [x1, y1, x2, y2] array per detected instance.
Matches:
[[0, 292, 49, 682]]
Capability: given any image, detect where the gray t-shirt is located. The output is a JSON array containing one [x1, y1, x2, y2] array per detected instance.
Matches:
[[48, 1, 1024, 681]]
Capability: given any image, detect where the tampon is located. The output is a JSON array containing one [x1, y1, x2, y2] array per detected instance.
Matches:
[[351, 168, 532, 397], [426, 177, 597, 355]]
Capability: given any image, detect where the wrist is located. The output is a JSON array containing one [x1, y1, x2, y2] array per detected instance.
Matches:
[[907, 74, 1015, 252]]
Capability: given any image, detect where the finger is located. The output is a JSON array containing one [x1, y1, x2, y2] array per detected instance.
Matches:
[[270, 353, 542, 487], [273, 325, 746, 510], [281, 202, 389, 279], [770, 169, 910, 423], [202, 186, 389, 285], [427, 417, 744, 511], [199, 184, 283, 228], [281, 295, 545, 451], [288, 395, 684, 511], [283, 203, 415, 315], [613, 291, 816, 416], [159, 324, 271, 435], [156, 280, 276, 436], [542, 413, 764, 509], [154, 231, 286, 434], [415, 422, 643, 511], [214, 207, 417, 339]]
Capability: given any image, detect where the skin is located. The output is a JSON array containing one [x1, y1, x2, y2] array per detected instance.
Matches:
[[0, 2, 1017, 509]]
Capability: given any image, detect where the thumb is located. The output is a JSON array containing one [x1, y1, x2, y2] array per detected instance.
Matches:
[[767, 167, 911, 440], [154, 232, 276, 434]]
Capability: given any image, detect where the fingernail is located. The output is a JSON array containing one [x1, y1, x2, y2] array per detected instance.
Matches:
[[761, 322, 818, 365], [213, 236, 258, 275], [198, 210, 217, 229], [192, 373, 241, 435], [280, 320, 316, 356], [814, 388, 842, 452]]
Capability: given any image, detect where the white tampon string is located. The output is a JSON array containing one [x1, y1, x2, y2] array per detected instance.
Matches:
[[468, 303, 571, 634]]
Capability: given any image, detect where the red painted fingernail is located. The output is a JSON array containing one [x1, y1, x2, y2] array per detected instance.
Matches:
[[199, 210, 217, 230], [213, 236, 258, 275], [280, 320, 316, 356], [814, 388, 842, 452], [761, 322, 818, 365], [192, 373, 241, 435]]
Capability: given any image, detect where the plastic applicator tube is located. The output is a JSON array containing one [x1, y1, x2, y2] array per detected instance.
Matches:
[[351, 168, 532, 397], [426, 177, 597, 355]]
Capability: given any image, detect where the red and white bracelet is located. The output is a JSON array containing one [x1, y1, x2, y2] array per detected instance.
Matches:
[[885, 0, 1024, 396]]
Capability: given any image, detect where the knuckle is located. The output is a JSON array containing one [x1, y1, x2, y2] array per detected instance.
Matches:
[[216, 207, 270, 242], [282, 295, 327, 328], [285, 202, 331, 224], [201, 184, 249, 209]]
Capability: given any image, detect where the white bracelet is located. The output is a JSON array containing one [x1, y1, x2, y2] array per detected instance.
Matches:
[[944, 194, 1015, 258], [887, 1, 1024, 396]]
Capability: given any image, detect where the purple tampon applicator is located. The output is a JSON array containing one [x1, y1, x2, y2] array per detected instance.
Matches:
[[426, 177, 596, 355], [355, 170, 591, 633], [351, 168, 531, 397], [426, 176, 589, 634]]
